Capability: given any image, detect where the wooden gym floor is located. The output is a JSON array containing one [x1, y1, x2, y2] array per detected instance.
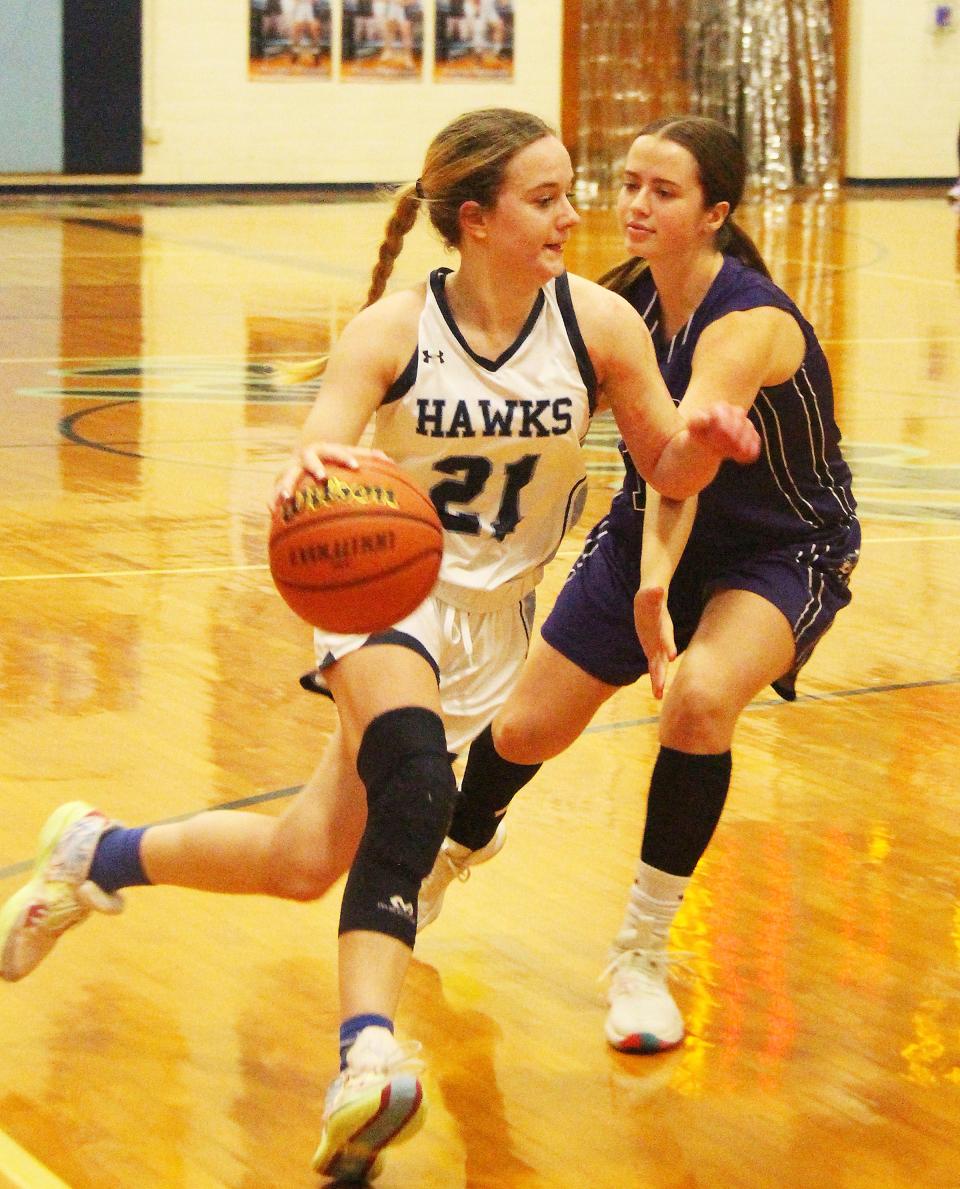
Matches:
[[0, 184, 958, 1188]]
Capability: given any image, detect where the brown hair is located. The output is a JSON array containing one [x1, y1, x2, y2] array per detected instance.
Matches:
[[364, 106, 554, 307], [600, 114, 771, 296], [288, 108, 554, 384]]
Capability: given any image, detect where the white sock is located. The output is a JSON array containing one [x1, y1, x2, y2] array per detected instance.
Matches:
[[443, 837, 472, 861], [616, 859, 690, 948]]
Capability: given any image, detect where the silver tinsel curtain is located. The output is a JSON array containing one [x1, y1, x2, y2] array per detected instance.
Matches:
[[573, 0, 839, 205]]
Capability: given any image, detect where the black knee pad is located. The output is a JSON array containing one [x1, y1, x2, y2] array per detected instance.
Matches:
[[339, 706, 457, 946]]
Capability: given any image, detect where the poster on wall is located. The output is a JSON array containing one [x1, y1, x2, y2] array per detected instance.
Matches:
[[341, 2, 424, 80], [249, 1, 333, 79], [434, 1, 513, 81]]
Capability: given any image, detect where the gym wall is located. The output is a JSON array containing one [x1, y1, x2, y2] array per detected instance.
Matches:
[[845, 0, 959, 181], [1, 1, 957, 185]]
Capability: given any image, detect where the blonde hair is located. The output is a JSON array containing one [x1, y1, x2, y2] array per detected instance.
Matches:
[[285, 108, 554, 385]]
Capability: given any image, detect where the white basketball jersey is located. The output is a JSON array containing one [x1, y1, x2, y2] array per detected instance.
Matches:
[[372, 268, 596, 598]]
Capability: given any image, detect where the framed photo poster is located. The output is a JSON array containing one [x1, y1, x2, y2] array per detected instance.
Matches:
[[434, 1, 513, 81], [250, 1, 333, 79], [341, 2, 424, 80]]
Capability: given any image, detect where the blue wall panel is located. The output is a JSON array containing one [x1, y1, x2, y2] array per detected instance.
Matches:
[[0, 0, 63, 173]]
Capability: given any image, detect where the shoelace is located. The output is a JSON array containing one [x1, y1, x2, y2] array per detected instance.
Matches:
[[447, 849, 475, 885], [28, 890, 89, 935], [599, 944, 696, 988], [425, 846, 474, 893], [348, 1038, 426, 1080]]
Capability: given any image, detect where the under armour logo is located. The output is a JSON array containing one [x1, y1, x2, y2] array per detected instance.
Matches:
[[422, 349, 445, 364]]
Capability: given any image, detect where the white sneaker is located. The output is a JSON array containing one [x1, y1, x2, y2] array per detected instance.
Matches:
[[948, 177, 960, 202], [416, 821, 506, 932], [0, 801, 123, 982], [601, 928, 686, 1053], [312, 1025, 425, 1182]]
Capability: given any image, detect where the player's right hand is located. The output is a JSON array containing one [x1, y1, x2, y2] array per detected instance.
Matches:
[[274, 442, 392, 502]]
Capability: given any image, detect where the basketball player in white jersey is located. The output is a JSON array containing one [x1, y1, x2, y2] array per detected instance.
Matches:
[[465, 0, 505, 63], [372, 0, 415, 68], [0, 109, 759, 1181], [290, 0, 320, 58]]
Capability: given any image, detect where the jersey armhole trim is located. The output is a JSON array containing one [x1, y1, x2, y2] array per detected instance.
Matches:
[[383, 345, 419, 404], [554, 271, 599, 413]]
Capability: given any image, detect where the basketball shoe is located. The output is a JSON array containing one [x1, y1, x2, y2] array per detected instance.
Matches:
[[0, 801, 123, 982], [416, 820, 506, 932], [312, 1025, 425, 1182], [602, 923, 687, 1053]]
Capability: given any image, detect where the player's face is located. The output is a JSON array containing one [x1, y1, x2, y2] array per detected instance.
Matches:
[[484, 136, 580, 281], [616, 135, 724, 261]]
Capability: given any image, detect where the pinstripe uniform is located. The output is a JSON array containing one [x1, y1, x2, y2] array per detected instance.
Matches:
[[542, 256, 860, 700]]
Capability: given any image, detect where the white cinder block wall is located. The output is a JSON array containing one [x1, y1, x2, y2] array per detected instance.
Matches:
[[845, 0, 960, 180], [137, 0, 960, 184], [5, 2, 957, 185], [138, 0, 563, 185]]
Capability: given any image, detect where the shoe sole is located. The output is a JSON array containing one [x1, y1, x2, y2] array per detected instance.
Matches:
[[0, 801, 96, 982], [313, 1074, 424, 1182], [0, 885, 38, 982], [606, 1028, 685, 1054]]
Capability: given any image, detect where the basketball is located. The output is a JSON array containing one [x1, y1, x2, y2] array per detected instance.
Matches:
[[269, 459, 443, 634]]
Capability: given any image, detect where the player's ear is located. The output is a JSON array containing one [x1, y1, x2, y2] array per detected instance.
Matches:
[[459, 199, 488, 241], [704, 200, 729, 235]]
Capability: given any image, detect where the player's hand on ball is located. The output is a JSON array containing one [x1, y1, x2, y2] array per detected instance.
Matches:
[[275, 442, 392, 501], [268, 458, 443, 633], [685, 402, 760, 465]]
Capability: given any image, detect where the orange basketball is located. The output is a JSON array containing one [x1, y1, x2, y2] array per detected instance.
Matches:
[[269, 459, 443, 634]]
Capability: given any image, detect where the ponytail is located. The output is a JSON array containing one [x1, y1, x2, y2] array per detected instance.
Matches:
[[719, 218, 772, 279], [363, 184, 422, 308], [273, 184, 424, 387], [596, 257, 649, 297]]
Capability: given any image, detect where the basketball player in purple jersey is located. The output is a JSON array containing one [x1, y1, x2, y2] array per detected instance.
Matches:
[[418, 115, 860, 1056]]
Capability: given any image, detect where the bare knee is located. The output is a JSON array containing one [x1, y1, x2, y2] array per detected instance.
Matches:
[[493, 704, 570, 765], [660, 674, 737, 753], [261, 834, 352, 902], [261, 853, 345, 902]]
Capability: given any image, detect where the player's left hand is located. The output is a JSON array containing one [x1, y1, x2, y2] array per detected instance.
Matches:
[[685, 402, 760, 465], [634, 584, 676, 700]]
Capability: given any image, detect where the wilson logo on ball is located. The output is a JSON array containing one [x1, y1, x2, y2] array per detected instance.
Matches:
[[278, 477, 400, 523], [269, 460, 443, 635]]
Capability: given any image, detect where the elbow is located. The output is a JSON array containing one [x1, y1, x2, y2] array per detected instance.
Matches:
[[651, 477, 695, 500], [648, 468, 717, 500]]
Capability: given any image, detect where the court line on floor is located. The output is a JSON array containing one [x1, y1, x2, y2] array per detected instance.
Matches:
[[1, 529, 958, 588], [1, 674, 956, 885], [580, 673, 960, 735], [0, 675, 953, 1184], [0, 563, 268, 583], [0, 1131, 71, 1189]]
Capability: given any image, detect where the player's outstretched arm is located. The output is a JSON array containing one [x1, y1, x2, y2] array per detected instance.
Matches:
[[575, 282, 759, 498]]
